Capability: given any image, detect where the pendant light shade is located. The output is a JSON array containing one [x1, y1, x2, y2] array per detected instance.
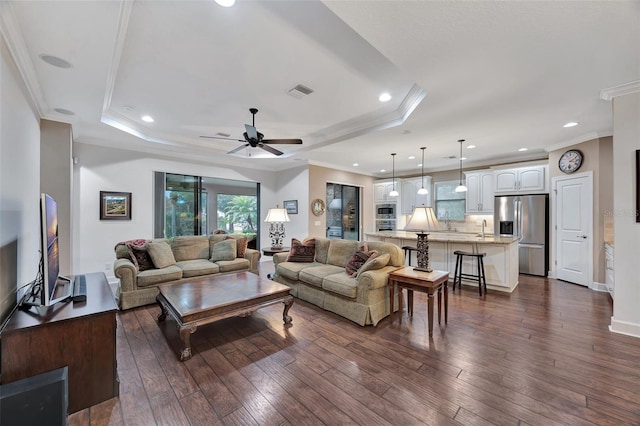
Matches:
[[417, 146, 428, 195], [389, 153, 399, 197], [455, 139, 468, 193]]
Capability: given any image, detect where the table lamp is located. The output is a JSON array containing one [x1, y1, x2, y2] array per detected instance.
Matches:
[[404, 205, 442, 272], [264, 206, 290, 249]]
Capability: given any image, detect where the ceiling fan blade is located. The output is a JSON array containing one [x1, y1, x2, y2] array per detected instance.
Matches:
[[261, 139, 303, 145], [227, 143, 249, 155], [200, 135, 244, 142], [259, 144, 284, 156], [245, 124, 259, 141]]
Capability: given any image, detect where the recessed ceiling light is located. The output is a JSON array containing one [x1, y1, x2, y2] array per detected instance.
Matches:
[[54, 108, 75, 116], [418, 163, 423, 167], [39, 54, 72, 68], [378, 93, 392, 102], [215, 0, 235, 7], [460, 157, 467, 161], [518, 147, 528, 152], [141, 115, 154, 123], [380, 169, 386, 173], [408, 155, 415, 160], [563, 122, 579, 128], [353, 163, 359, 167], [467, 145, 476, 149]]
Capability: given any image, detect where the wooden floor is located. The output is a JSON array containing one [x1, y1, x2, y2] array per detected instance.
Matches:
[[70, 262, 640, 425]]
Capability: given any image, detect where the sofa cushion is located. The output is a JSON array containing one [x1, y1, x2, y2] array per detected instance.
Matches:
[[322, 273, 358, 299], [210, 239, 237, 262], [276, 261, 321, 281], [147, 241, 177, 268], [299, 264, 344, 288], [137, 265, 183, 287], [314, 238, 331, 264], [287, 237, 316, 262], [356, 253, 390, 278], [215, 258, 250, 273], [172, 236, 210, 261], [327, 239, 359, 267], [345, 244, 378, 277], [176, 259, 220, 278]]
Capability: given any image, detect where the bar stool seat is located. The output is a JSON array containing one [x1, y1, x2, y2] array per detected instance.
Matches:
[[453, 251, 487, 296], [401, 246, 417, 266]]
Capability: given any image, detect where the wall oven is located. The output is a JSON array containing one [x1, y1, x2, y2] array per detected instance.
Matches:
[[375, 203, 396, 231]]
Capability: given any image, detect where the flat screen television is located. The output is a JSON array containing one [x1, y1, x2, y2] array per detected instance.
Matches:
[[22, 194, 72, 308]]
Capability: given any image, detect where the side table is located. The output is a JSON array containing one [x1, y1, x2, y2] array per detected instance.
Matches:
[[388, 267, 449, 337], [262, 247, 290, 256]]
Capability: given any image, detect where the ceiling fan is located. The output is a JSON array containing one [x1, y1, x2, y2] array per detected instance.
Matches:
[[200, 108, 302, 156]]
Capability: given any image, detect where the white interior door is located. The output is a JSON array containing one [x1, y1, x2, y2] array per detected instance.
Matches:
[[555, 174, 592, 286]]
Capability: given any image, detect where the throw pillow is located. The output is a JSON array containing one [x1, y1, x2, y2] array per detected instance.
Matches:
[[147, 241, 176, 269], [229, 236, 248, 258], [287, 238, 316, 262], [356, 253, 390, 278], [127, 244, 154, 271], [345, 244, 378, 277], [210, 238, 237, 262]]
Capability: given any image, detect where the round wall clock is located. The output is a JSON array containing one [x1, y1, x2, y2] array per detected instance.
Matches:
[[558, 149, 583, 174], [311, 199, 325, 216]]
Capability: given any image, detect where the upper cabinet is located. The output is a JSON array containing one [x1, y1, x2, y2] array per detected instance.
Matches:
[[494, 165, 547, 194], [374, 181, 399, 203], [400, 177, 432, 214], [465, 170, 494, 214]]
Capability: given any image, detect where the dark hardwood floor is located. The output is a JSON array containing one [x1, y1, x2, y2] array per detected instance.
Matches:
[[69, 262, 640, 425]]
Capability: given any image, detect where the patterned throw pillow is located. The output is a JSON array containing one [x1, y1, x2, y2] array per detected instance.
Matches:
[[345, 244, 378, 277], [127, 244, 154, 271], [210, 238, 237, 262], [231, 236, 249, 258], [287, 238, 316, 262]]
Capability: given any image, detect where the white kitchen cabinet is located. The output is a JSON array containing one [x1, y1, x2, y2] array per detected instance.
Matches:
[[465, 170, 494, 214], [374, 181, 399, 203], [605, 243, 614, 297], [400, 177, 432, 214], [494, 165, 547, 194]]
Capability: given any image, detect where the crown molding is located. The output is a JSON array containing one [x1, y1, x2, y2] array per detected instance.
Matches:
[[544, 131, 612, 153], [102, 0, 134, 114], [0, 2, 46, 117], [600, 80, 640, 101]]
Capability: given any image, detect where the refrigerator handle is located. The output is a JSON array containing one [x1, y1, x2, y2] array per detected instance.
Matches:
[[515, 198, 523, 241]]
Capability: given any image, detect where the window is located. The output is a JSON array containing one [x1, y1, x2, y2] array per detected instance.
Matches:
[[434, 180, 465, 222]]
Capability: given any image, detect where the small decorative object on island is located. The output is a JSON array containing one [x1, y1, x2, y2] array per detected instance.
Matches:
[[404, 205, 443, 272], [264, 206, 290, 249]]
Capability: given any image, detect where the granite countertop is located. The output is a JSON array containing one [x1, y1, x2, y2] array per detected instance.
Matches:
[[366, 230, 519, 244]]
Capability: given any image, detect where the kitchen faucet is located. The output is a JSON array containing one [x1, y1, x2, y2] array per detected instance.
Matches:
[[481, 219, 487, 238]]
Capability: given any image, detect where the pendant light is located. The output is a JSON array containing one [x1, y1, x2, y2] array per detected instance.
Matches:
[[389, 153, 399, 197], [417, 147, 428, 195], [455, 139, 468, 193]]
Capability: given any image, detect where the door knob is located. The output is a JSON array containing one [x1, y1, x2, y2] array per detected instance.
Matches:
[[578, 235, 587, 239]]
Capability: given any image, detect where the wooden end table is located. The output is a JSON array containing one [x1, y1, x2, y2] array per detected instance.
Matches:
[[157, 272, 293, 361], [262, 247, 290, 256], [388, 267, 449, 337]]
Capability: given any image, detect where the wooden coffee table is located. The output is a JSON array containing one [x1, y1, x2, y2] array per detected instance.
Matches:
[[157, 272, 293, 361]]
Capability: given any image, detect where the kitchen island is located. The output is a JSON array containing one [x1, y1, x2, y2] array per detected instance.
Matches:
[[366, 231, 519, 292]]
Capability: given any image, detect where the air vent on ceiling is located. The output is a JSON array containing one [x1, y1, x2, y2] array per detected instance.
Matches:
[[287, 84, 314, 99], [216, 132, 231, 138]]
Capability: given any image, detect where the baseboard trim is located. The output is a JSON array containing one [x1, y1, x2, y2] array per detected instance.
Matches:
[[591, 281, 608, 292], [609, 316, 640, 338]]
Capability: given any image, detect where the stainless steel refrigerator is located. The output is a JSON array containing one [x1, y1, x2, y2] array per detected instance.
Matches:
[[494, 194, 549, 276]]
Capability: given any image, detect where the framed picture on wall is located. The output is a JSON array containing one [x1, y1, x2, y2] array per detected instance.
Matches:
[[283, 200, 298, 215], [100, 191, 132, 220]]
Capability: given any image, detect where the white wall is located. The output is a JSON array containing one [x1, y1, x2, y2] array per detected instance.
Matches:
[[0, 35, 41, 320], [611, 90, 640, 337], [72, 143, 290, 275], [271, 165, 309, 245]]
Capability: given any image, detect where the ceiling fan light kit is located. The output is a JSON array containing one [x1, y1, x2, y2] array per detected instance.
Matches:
[[455, 139, 468, 193], [200, 108, 302, 156]]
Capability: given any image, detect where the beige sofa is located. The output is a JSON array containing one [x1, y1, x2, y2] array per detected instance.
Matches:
[[272, 237, 404, 326], [114, 234, 260, 310]]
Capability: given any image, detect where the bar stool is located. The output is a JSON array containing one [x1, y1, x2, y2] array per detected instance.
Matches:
[[453, 251, 487, 296], [401, 246, 417, 266]]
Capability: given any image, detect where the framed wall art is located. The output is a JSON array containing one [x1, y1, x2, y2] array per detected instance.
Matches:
[[100, 191, 131, 220], [283, 200, 298, 214]]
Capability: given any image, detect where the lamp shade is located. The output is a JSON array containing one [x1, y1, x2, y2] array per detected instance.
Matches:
[[264, 208, 290, 223], [404, 205, 443, 232]]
